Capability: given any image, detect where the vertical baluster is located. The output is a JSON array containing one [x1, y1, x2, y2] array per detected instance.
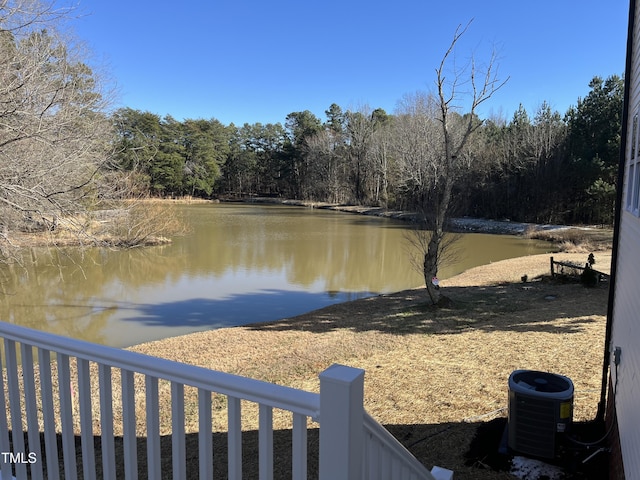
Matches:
[[227, 396, 242, 480], [57, 352, 77, 480], [198, 388, 213, 479], [146, 375, 161, 479], [20, 343, 43, 480], [0, 345, 13, 480], [77, 358, 96, 478], [5, 339, 28, 479], [171, 382, 186, 480], [390, 457, 402, 479], [98, 363, 116, 480], [367, 437, 378, 480], [38, 349, 60, 480], [361, 435, 368, 479], [379, 442, 392, 479], [259, 405, 273, 480], [291, 413, 307, 480], [121, 369, 137, 479]]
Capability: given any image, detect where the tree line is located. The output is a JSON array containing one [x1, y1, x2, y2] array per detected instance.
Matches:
[[111, 73, 623, 226]]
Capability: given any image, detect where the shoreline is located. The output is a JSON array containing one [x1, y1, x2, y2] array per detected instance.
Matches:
[[231, 197, 613, 252], [3, 197, 613, 251], [129, 249, 613, 350], [235, 196, 565, 234]]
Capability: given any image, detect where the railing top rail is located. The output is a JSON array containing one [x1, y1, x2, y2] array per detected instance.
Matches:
[[0, 322, 320, 419]]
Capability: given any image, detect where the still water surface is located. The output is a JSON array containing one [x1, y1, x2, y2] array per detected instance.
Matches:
[[0, 204, 552, 347]]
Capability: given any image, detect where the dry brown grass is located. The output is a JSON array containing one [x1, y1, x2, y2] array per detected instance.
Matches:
[[132, 252, 611, 477], [523, 226, 613, 253], [6, 202, 186, 253]]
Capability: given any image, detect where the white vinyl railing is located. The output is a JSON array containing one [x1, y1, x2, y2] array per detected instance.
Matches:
[[0, 322, 440, 480], [363, 413, 437, 479]]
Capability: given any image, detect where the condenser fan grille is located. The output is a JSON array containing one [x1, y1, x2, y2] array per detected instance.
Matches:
[[510, 395, 557, 457]]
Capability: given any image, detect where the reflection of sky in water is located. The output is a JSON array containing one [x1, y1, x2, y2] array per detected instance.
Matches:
[[96, 269, 373, 347]]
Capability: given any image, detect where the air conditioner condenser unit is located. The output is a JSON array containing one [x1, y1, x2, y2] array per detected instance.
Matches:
[[508, 369, 574, 459]]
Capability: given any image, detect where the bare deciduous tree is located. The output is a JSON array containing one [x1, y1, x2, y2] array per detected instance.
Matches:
[[304, 129, 348, 203], [370, 117, 395, 208], [396, 21, 508, 305], [0, 0, 123, 260], [345, 106, 378, 204]]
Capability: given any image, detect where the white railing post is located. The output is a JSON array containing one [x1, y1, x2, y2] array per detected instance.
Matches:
[[318, 364, 365, 480]]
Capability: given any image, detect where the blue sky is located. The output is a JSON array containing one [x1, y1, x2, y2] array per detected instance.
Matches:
[[71, 0, 629, 126]]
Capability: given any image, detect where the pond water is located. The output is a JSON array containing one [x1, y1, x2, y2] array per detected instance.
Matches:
[[0, 204, 552, 347]]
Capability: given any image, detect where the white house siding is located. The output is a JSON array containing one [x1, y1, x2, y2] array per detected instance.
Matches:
[[611, 1, 640, 477], [611, 214, 640, 480]]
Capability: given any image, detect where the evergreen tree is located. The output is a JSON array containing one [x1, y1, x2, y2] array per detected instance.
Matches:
[[566, 75, 623, 223]]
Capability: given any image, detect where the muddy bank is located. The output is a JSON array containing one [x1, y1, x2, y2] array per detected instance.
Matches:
[[237, 197, 601, 236]]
